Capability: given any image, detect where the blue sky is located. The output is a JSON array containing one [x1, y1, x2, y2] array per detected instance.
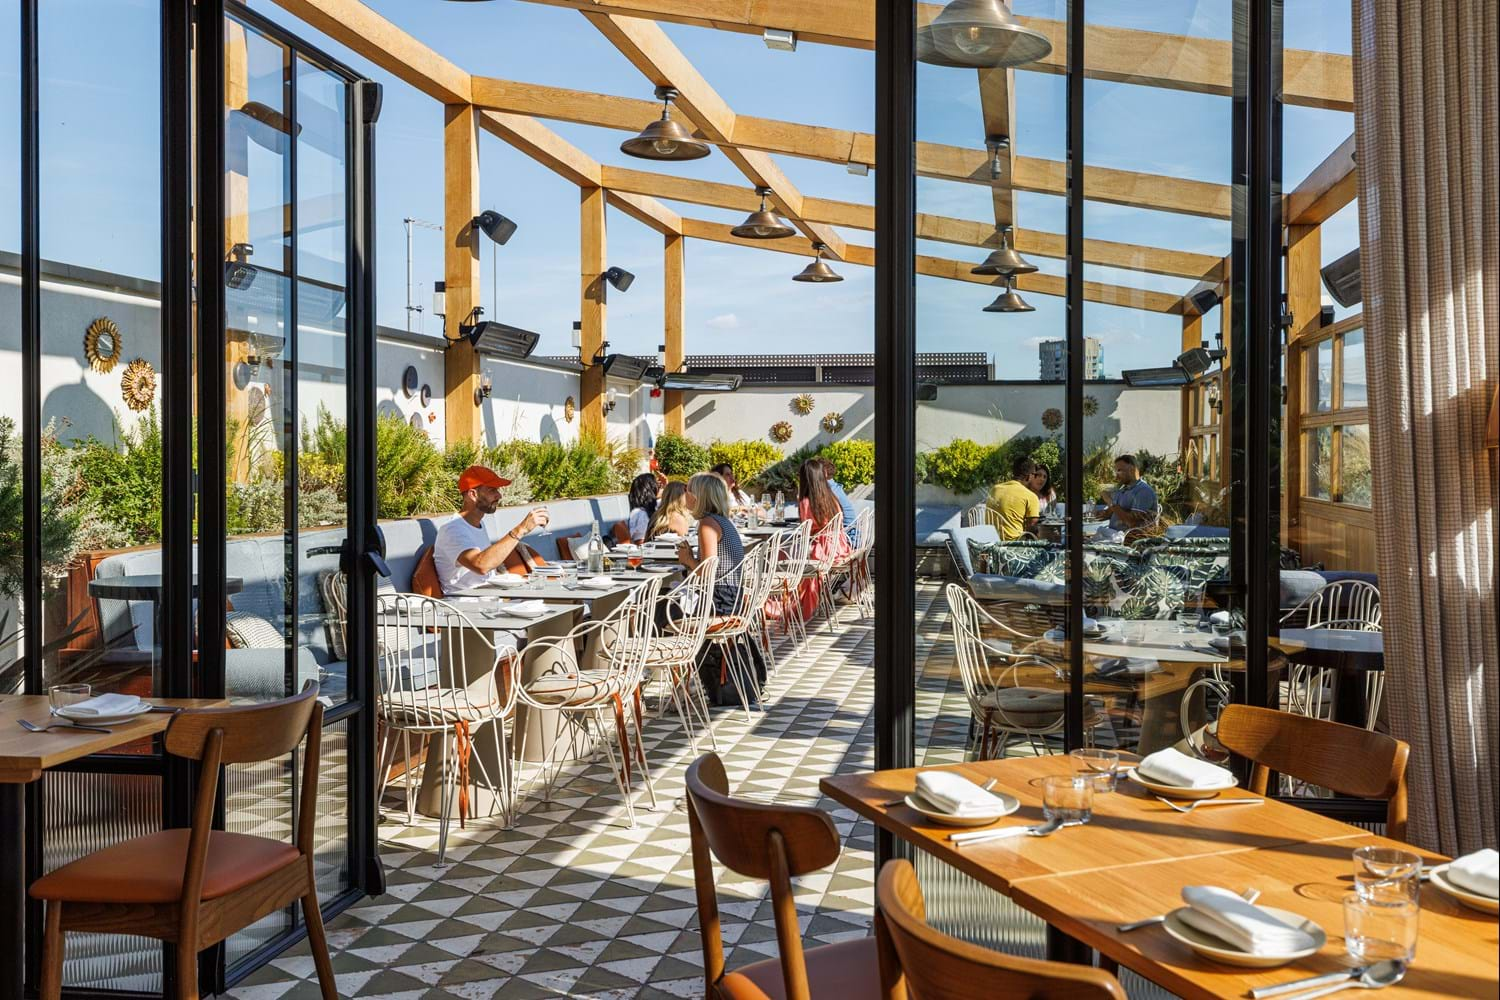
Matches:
[[0, 0, 1359, 376]]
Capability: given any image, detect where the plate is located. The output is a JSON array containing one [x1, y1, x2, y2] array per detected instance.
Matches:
[[903, 790, 1019, 828], [56, 698, 152, 725], [491, 574, 526, 589], [655, 533, 681, 543], [500, 603, 546, 619], [1162, 905, 1325, 968], [1428, 864, 1500, 914], [579, 577, 618, 590], [1127, 767, 1238, 800]]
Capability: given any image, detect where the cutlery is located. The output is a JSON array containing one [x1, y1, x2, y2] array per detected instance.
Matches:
[[950, 816, 1069, 847], [1155, 795, 1265, 814], [1117, 888, 1260, 933], [1279, 960, 1406, 999], [880, 777, 997, 809], [1251, 965, 1373, 999], [19, 718, 113, 735]]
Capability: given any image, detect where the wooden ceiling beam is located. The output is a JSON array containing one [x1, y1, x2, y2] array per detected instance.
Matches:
[[681, 218, 1181, 313], [580, 12, 847, 258], [507, 0, 1351, 110], [471, 75, 1231, 218], [1285, 134, 1357, 226], [976, 68, 1016, 230]]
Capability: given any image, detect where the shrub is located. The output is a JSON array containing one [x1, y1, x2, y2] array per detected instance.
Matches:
[[708, 439, 782, 488], [925, 438, 991, 494], [65, 410, 165, 547], [756, 442, 820, 497], [821, 439, 874, 487], [653, 432, 710, 477], [371, 414, 450, 518], [508, 438, 619, 500], [913, 451, 930, 485]]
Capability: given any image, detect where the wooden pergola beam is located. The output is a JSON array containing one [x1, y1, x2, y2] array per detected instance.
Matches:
[[680, 218, 1181, 313], [470, 75, 1232, 219], [1285, 134, 1357, 226], [977, 67, 1016, 229], [507, 0, 1352, 111], [599, 165, 1221, 279], [581, 12, 847, 258]]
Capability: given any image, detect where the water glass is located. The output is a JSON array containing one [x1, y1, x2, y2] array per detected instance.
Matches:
[[1176, 586, 1205, 632], [559, 562, 579, 586], [1070, 749, 1121, 793], [49, 683, 91, 712], [1354, 846, 1423, 901], [1041, 774, 1094, 824], [1343, 891, 1419, 963]]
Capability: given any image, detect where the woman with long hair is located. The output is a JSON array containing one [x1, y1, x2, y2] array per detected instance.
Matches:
[[625, 472, 659, 543], [647, 480, 694, 540], [791, 459, 850, 620]]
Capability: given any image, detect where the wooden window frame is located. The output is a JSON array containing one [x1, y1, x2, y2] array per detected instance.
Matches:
[[1298, 315, 1369, 507]]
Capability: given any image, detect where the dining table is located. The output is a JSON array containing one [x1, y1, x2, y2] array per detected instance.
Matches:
[[0, 694, 225, 998], [1273, 628, 1385, 726], [821, 754, 1497, 999]]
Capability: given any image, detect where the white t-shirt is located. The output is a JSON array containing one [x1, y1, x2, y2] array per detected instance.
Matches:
[[627, 507, 651, 543], [433, 516, 497, 593]]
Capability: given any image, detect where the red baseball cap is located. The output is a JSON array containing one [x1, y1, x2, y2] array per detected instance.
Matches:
[[457, 465, 511, 492]]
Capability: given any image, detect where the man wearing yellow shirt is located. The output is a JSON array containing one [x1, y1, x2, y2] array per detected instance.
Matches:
[[986, 458, 1046, 539]]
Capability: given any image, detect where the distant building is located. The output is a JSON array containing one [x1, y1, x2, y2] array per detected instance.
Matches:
[[1038, 337, 1102, 380]]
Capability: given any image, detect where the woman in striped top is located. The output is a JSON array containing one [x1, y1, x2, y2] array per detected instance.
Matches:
[[675, 472, 744, 614]]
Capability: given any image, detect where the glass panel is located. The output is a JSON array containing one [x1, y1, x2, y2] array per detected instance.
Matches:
[[1341, 329, 1366, 406], [1306, 427, 1333, 499], [1339, 424, 1371, 507], [0, 0, 21, 694], [1309, 339, 1333, 412]]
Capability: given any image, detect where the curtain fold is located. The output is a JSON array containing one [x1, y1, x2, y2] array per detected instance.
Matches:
[[1353, 0, 1498, 854]]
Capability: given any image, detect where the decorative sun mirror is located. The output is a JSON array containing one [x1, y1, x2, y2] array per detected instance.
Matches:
[[85, 317, 123, 373]]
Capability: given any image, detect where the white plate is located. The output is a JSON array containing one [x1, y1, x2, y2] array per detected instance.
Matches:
[[56, 699, 152, 725], [1428, 864, 1500, 914], [903, 790, 1020, 827], [655, 533, 681, 543], [490, 574, 526, 589], [1162, 905, 1325, 968], [1127, 767, 1238, 801], [500, 602, 546, 619], [579, 577, 618, 590]]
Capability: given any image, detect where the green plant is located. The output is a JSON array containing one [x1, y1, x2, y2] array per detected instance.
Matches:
[[925, 438, 991, 494], [821, 439, 874, 487], [371, 413, 451, 518], [756, 442, 820, 496], [708, 439, 782, 489], [653, 432, 710, 477], [913, 451, 930, 485], [0, 419, 91, 596], [63, 409, 166, 547]]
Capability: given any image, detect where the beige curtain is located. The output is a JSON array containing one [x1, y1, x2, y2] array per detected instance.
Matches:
[[1353, 0, 1498, 854]]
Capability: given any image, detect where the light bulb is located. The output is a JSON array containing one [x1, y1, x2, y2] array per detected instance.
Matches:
[[651, 138, 680, 156], [953, 24, 990, 55]]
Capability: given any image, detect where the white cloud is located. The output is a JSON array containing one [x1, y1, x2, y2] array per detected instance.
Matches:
[[705, 312, 741, 330]]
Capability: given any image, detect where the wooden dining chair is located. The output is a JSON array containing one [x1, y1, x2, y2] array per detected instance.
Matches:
[[686, 752, 879, 1000], [875, 859, 1124, 1000], [30, 683, 336, 999], [1216, 703, 1410, 839]]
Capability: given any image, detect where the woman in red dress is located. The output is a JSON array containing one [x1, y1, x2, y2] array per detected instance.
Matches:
[[794, 459, 851, 620]]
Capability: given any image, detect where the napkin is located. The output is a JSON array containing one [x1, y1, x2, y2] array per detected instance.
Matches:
[[1209, 611, 1231, 626], [580, 576, 616, 588], [62, 693, 144, 717], [1448, 848, 1500, 898], [1179, 885, 1314, 954], [1096, 657, 1161, 678], [490, 572, 526, 587], [915, 772, 1003, 817], [1138, 747, 1234, 788], [500, 600, 546, 618]]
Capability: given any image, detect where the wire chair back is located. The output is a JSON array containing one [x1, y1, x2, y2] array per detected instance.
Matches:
[[774, 520, 813, 584], [948, 584, 1069, 743], [375, 592, 518, 731]]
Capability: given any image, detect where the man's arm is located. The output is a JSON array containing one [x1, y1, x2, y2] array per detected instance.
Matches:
[[457, 508, 549, 575]]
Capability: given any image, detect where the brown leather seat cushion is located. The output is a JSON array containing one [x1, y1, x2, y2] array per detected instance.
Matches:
[[411, 545, 444, 598], [719, 937, 879, 1000], [30, 829, 301, 904]]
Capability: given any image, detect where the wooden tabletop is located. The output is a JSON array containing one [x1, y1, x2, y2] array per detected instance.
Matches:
[[1013, 835, 1493, 1000], [820, 758, 1497, 999], [0, 696, 224, 783]]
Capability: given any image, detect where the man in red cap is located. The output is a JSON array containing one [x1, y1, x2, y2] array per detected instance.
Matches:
[[432, 465, 551, 593]]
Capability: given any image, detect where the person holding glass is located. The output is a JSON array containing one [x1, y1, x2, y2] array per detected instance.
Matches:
[[1101, 454, 1158, 532]]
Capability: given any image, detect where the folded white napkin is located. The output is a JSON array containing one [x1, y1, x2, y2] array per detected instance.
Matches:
[[1448, 848, 1500, 898], [1209, 611, 1231, 626], [580, 576, 616, 588], [1138, 747, 1234, 788], [490, 572, 525, 587], [655, 533, 681, 543], [1179, 885, 1314, 954], [501, 600, 546, 618], [63, 693, 144, 717], [915, 772, 1002, 816]]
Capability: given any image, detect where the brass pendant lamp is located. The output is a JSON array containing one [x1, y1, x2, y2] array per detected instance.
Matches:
[[792, 243, 843, 283], [917, 0, 1053, 68], [983, 275, 1035, 312], [620, 86, 712, 161], [730, 187, 796, 239], [971, 226, 1038, 276]]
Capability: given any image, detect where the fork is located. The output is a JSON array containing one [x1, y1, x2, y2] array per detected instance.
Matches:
[[1156, 795, 1264, 814], [19, 718, 113, 735]]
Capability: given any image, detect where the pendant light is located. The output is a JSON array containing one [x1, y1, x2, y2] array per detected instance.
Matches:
[[730, 187, 796, 239], [792, 243, 843, 283], [620, 86, 711, 161], [971, 226, 1038, 276], [917, 0, 1053, 69], [983, 276, 1034, 312]]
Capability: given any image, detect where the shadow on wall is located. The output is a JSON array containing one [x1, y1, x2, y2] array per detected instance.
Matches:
[[539, 414, 561, 443], [44, 377, 124, 446]]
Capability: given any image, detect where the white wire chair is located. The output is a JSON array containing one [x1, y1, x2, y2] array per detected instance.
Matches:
[[962, 501, 993, 528], [1280, 579, 1382, 725], [623, 557, 720, 754], [513, 576, 661, 827], [828, 506, 875, 622], [704, 540, 778, 720], [374, 592, 521, 864], [747, 527, 788, 678], [768, 521, 813, 651], [804, 515, 849, 635]]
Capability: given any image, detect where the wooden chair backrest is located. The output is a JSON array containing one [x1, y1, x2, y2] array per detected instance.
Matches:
[[875, 859, 1126, 1000], [686, 753, 841, 1000], [1216, 704, 1409, 837]]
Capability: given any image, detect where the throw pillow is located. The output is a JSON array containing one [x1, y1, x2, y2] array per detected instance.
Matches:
[[225, 612, 284, 649]]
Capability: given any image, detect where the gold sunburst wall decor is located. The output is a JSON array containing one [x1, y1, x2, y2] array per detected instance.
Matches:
[[820, 411, 845, 434], [120, 358, 157, 411], [791, 393, 815, 415], [769, 420, 793, 443], [84, 317, 123, 373], [564, 395, 576, 423]]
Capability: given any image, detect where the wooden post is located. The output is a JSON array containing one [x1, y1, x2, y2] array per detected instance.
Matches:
[[579, 186, 607, 438], [1284, 223, 1322, 549], [1180, 312, 1203, 464], [443, 103, 482, 446], [224, 21, 253, 481], [663, 233, 685, 435]]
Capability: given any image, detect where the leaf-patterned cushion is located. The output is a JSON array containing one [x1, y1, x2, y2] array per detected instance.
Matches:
[[967, 538, 1061, 578]]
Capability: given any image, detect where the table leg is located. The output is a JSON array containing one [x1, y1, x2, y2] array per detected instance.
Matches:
[[2, 782, 26, 999], [1045, 923, 1091, 964]]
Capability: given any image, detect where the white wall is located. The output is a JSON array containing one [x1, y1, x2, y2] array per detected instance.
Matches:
[[682, 385, 874, 451]]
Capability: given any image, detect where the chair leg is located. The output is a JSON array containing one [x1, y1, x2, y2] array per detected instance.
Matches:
[[436, 732, 456, 865], [174, 930, 199, 1000], [40, 900, 63, 1000], [401, 731, 416, 827], [301, 876, 338, 1000], [629, 686, 658, 810]]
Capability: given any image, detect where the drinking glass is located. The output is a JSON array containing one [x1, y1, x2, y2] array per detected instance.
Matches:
[[1041, 775, 1094, 823], [1176, 585, 1205, 632], [627, 555, 643, 570], [1354, 846, 1423, 901], [560, 562, 579, 587], [49, 683, 91, 712], [1070, 749, 1121, 793], [1343, 891, 1419, 963]]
